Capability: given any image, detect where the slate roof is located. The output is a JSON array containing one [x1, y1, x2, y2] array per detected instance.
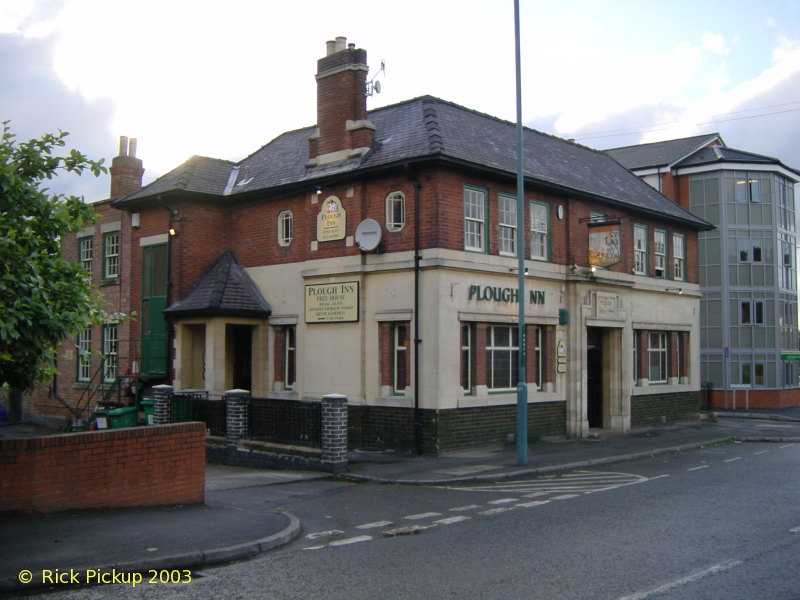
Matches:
[[604, 134, 723, 171], [115, 95, 711, 229], [164, 251, 272, 318], [606, 133, 800, 180]]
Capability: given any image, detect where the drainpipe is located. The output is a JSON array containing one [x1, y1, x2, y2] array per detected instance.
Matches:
[[405, 165, 423, 455]]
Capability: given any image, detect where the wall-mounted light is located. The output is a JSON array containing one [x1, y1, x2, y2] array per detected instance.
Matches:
[[315, 186, 322, 196], [509, 266, 529, 275], [169, 227, 177, 237], [666, 287, 683, 294]]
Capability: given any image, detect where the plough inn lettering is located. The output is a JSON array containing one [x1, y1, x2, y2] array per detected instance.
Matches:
[[468, 284, 546, 304]]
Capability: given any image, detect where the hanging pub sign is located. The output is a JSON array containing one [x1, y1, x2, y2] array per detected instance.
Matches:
[[588, 219, 621, 267], [317, 196, 347, 242]]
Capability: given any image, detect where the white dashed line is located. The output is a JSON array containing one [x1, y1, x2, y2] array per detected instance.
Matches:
[[614, 559, 742, 600], [479, 506, 516, 515], [404, 512, 442, 520], [551, 493, 580, 500], [779, 443, 796, 449], [754, 450, 770, 455], [723, 457, 742, 463], [450, 504, 482, 512], [488, 497, 519, 505], [790, 526, 800, 533], [687, 465, 710, 471], [305, 530, 344, 540], [516, 500, 550, 508], [355, 520, 393, 530], [435, 516, 471, 525], [329, 535, 373, 547]]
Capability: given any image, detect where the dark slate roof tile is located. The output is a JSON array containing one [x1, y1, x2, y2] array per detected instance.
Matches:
[[164, 251, 272, 318], [605, 134, 722, 170]]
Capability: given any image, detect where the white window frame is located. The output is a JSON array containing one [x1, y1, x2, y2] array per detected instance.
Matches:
[[278, 210, 293, 246], [392, 322, 409, 395], [77, 327, 92, 382], [464, 186, 487, 252], [385, 191, 405, 232], [633, 225, 647, 275], [460, 323, 474, 393], [284, 326, 296, 390], [79, 237, 93, 273], [498, 194, 517, 256], [530, 201, 548, 261], [103, 232, 120, 280], [102, 323, 118, 383], [648, 332, 668, 384], [654, 230, 666, 278], [672, 233, 685, 281], [486, 325, 519, 391]]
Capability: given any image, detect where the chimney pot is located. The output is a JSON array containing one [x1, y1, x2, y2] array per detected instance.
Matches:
[[118, 136, 129, 156], [326, 39, 336, 56], [129, 138, 138, 158], [335, 36, 347, 52]]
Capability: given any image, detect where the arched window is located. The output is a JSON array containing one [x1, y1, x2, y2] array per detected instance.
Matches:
[[278, 210, 293, 246], [385, 191, 405, 232]]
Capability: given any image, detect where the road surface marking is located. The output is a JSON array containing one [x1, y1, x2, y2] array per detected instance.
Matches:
[[355, 520, 393, 530], [551, 493, 580, 500], [687, 465, 710, 471], [305, 530, 344, 540], [303, 545, 327, 551], [516, 500, 550, 508], [790, 526, 800, 533], [479, 506, 515, 515], [450, 504, 482, 512], [488, 498, 518, 504], [403, 512, 442, 520], [442, 470, 649, 495], [329, 535, 373, 547], [779, 443, 796, 448], [754, 450, 770, 455], [615, 559, 742, 600], [723, 457, 742, 463], [435, 516, 471, 525]]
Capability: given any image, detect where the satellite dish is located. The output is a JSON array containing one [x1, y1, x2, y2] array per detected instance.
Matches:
[[355, 219, 382, 252], [374, 80, 381, 94]]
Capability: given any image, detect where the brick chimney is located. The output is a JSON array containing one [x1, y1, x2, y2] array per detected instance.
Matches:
[[109, 136, 144, 197], [308, 36, 375, 165]]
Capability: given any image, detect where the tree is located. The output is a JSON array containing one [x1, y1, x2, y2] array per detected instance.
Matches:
[[0, 121, 107, 391]]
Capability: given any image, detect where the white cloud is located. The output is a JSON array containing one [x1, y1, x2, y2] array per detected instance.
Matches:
[[702, 32, 730, 55]]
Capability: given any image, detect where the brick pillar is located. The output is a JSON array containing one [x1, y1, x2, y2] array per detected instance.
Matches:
[[152, 385, 174, 425], [224, 389, 250, 445], [321, 394, 348, 473]]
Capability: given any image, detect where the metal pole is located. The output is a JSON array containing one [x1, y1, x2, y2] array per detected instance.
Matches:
[[514, 0, 528, 466]]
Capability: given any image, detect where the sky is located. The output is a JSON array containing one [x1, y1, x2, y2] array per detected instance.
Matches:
[[2, 0, 800, 202]]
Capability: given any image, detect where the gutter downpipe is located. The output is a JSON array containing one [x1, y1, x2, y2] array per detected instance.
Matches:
[[405, 164, 424, 455]]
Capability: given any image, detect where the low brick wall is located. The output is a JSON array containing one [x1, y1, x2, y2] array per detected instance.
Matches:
[[631, 391, 701, 428], [349, 401, 567, 455], [0, 423, 205, 514], [710, 388, 800, 410]]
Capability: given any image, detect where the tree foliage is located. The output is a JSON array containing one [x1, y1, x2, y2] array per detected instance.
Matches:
[[0, 121, 107, 391]]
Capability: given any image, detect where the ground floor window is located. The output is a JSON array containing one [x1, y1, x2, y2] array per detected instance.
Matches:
[[392, 323, 409, 394], [283, 326, 296, 390], [77, 327, 92, 382], [486, 325, 519, 390], [635, 329, 689, 385], [102, 324, 118, 383]]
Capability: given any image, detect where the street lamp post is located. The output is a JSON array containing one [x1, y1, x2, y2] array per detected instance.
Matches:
[[514, 0, 528, 466]]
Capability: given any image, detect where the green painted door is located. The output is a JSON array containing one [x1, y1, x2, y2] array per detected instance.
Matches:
[[141, 244, 169, 375]]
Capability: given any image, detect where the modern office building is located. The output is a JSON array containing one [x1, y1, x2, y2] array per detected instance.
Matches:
[[608, 134, 800, 408]]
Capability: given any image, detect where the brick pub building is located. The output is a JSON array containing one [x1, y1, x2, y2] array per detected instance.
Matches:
[[32, 37, 712, 453]]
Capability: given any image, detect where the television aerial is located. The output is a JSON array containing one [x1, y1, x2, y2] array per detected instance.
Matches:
[[366, 60, 385, 97]]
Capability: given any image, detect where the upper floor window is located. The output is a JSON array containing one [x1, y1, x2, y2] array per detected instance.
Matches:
[[103, 232, 120, 279], [464, 186, 487, 252], [79, 237, 93, 273], [498, 194, 517, 256], [653, 230, 666, 278], [530, 201, 549, 261], [633, 225, 647, 275], [385, 191, 405, 232], [278, 210, 293, 246], [672, 234, 685, 281]]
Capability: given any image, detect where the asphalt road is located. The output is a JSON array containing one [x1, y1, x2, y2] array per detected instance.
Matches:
[[12, 441, 800, 599]]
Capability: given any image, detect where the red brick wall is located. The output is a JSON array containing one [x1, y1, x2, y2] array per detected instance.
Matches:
[[0, 422, 205, 514], [711, 388, 800, 409]]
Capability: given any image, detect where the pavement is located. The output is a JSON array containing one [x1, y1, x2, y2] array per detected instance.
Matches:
[[2, 408, 800, 592]]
